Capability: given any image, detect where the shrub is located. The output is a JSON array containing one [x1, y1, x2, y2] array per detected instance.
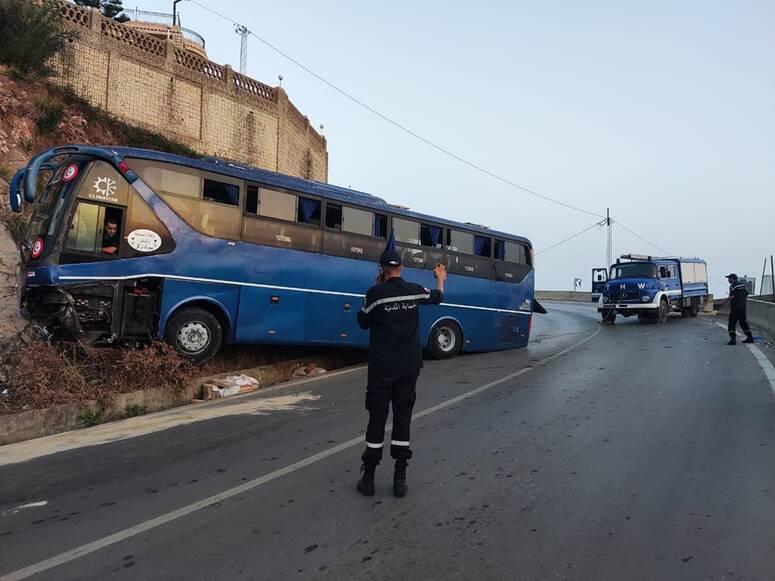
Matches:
[[35, 97, 65, 135], [78, 407, 103, 427], [123, 404, 147, 418], [0, 0, 78, 77]]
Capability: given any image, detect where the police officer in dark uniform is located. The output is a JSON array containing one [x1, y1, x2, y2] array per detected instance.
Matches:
[[726, 273, 754, 345], [355, 249, 447, 497]]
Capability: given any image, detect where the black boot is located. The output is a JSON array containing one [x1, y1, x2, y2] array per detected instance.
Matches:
[[727, 334, 736, 346], [393, 461, 408, 498], [356, 463, 376, 496], [743, 332, 754, 344]]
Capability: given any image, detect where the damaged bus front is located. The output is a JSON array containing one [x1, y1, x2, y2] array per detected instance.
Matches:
[[9, 146, 176, 346]]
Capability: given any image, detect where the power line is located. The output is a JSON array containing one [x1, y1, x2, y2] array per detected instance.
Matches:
[[615, 221, 671, 256], [186, 0, 604, 219], [536, 220, 605, 256]]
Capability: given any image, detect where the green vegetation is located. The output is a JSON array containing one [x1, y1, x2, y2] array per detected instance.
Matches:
[[123, 404, 147, 418], [78, 407, 103, 428], [73, 0, 129, 22], [0, 0, 78, 78]]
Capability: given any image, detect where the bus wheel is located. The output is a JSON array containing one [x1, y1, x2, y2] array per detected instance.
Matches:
[[165, 307, 223, 363], [428, 320, 462, 360]]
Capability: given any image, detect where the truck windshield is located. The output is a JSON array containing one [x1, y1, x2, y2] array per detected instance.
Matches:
[[611, 263, 657, 279]]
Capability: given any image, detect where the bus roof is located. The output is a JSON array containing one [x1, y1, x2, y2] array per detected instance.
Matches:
[[106, 146, 532, 247]]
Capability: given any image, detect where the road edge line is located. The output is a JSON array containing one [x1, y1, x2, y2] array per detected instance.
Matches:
[[714, 321, 775, 396]]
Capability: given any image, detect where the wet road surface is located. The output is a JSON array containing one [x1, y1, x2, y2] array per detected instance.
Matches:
[[1, 303, 774, 580]]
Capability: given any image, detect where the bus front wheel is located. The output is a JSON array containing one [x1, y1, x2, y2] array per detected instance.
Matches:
[[428, 320, 463, 360], [165, 307, 223, 363]]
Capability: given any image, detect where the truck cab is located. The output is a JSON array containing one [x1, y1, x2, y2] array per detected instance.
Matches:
[[598, 255, 708, 324]]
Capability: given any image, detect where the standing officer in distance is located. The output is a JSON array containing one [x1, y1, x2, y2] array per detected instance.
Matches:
[[726, 273, 754, 345], [355, 249, 447, 497]]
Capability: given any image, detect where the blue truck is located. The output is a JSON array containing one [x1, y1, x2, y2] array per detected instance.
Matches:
[[597, 254, 710, 324]]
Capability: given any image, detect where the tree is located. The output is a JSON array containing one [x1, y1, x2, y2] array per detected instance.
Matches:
[[73, 0, 129, 22], [0, 0, 79, 77]]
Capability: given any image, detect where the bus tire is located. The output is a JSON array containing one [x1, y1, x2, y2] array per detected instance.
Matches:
[[657, 298, 669, 324], [165, 307, 222, 363], [428, 320, 463, 360]]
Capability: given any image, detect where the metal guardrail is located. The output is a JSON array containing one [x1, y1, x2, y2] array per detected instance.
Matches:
[[125, 7, 206, 48]]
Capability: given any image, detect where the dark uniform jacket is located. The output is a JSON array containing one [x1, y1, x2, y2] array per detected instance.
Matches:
[[729, 282, 749, 311], [357, 277, 443, 382]]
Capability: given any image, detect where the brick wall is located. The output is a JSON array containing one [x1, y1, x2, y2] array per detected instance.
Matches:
[[49, 2, 328, 182]]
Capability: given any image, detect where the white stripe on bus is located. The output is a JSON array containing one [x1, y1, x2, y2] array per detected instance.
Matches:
[[57, 273, 532, 316]]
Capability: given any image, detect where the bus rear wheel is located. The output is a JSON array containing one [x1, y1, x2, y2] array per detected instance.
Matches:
[[165, 307, 223, 363], [428, 320, 462, 360]]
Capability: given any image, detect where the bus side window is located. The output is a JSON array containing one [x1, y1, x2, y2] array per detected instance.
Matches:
[[297, 197, 321, 226], [65, 202, 124, 257], [326, 203, 342, 230], [373, 213, 387, 239], [474, 236, 492, 258]]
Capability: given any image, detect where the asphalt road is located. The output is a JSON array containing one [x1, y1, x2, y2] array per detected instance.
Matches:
[[1, 303, 775, 581]]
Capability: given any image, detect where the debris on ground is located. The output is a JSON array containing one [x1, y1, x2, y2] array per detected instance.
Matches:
[[291, 363, 327, 379], [202, 374, 259, 400]]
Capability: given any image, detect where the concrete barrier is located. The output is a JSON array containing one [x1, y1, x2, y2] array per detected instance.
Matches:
[[535, 291, 594, 303], [748, 299, 775, 335]]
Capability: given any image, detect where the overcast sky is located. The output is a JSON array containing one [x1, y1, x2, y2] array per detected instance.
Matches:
[[133, 0, 774, 294]]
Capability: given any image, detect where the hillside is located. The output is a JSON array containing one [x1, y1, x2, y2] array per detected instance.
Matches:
[[0, 64, 197, 177]]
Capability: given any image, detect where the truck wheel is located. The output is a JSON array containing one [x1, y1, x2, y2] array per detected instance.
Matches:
[[601, 310, 616, 324], [681, 307, 691, 318], [689, 301, 699, 317], [657, 298, 669, 324], [164, 307, 223, 363], [428, 320, 463, 359]]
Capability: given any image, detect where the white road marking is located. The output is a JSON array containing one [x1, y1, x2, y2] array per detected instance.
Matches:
[[0, 501, 48, 518], [714, 321, 775, 396], [0, 325, 601, 581]]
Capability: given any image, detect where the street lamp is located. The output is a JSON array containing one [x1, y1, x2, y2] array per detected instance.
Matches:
[[172, 0, 186, 26]]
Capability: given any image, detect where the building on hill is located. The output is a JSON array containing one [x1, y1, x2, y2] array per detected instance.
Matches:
[[51, 1, 328, 181]]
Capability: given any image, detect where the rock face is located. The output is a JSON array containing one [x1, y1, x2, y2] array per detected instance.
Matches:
[[0, 178, 30, 383]]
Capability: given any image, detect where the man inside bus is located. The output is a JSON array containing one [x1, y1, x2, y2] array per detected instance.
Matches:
[[356, 250, 447, 497], [101, 219, 120, 255]]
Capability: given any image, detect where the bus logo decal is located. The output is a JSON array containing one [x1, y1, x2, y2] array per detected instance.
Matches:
[[91, 176, 117, 200]]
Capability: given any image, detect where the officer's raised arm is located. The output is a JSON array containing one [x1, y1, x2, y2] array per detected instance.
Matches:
[[420, 263, 446, 305]]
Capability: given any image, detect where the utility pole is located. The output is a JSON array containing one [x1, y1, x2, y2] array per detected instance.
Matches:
[[606, 207, 613, 268], [234, 24, 249, 74]]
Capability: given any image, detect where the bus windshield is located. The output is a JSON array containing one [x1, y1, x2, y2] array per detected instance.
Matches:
[[611, 263, 657, 279], [23, 162, 71, 257]]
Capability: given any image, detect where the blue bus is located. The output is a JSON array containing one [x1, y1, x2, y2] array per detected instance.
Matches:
[[8, 145, 536, 362]]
